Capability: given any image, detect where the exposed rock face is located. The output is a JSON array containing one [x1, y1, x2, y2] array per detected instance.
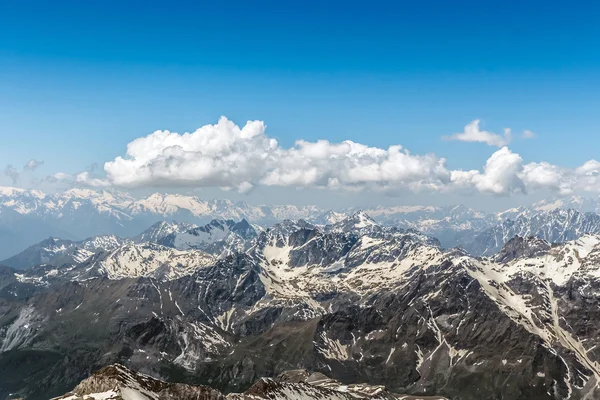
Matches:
[[1, 235, 128, 270], [157, 219, 258, 261], [53, 364, 440, 400], [134, 221, 198, 244], [4, 215, 600, 399], [493, 236, 552, 263], [464, 208, 600, 255], [52, 364, 224, 400]]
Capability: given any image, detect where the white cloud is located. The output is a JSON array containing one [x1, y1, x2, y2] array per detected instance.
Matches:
[[102, 117, 277, 191], [522, 130, 536, 139], [451, 147, 525, 195], [444, 120, 512, 147], [74, 171, 111, 188], [518, 159, 600, 195], [261, 140, 450, 190], [52, 116, 600, 198], [97, 116, 452, 193], [47, 172, 72, 182], [572, 160, 600, 193], [575, 160, 600, 176], [521, 162, 566, 193], [53, 172, 73, 181], [24, 159, 44, 170]]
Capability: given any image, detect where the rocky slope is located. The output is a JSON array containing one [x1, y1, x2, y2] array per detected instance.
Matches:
[[158, 219, 257, 255], [0, 235, 128, 270], [134, 221, 197, 244], [3, 213, 600, 399], [0, 219, 255, 271], [52, 363, 439, 400], [463, 208, 600, 255]]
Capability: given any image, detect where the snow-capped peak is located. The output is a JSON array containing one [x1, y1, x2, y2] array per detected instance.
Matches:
[[89, 242, 215, 280], [532, 195, 600, 213], [0, 186, 45, 199], [326, 211, 378, 233], [351, 211, 377, 227], [134, 220, 198, 244], [315, 210, 349, 225], [158, 219, 256, 253]]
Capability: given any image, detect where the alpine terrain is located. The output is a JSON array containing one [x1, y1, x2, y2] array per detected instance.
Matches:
[[2, 212, 600, 399], [5, 186, 600, 261]]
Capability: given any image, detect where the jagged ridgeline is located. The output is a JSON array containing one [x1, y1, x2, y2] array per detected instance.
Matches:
[[3, 209, 600, 398], [52, 363, 446, 399], [5, 186, 600, 262]]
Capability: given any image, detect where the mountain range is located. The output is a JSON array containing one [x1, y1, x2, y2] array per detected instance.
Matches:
[[0, 187, 319, 260], [3, 212, 600, 399], [5, 186, 600, 261]]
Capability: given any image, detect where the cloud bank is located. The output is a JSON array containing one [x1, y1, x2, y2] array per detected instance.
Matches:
[[62, 116, 595, 197], [96, 117, 451, 194]]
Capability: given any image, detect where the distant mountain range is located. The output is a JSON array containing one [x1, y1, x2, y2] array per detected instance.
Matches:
[[461, 208, 600, 255], [0, 187, 322, 260], [0, 217, 261, 271], [4, 186, 600, 260]]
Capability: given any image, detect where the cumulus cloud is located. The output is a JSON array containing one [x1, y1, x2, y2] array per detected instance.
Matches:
[[91, 117, 452, 193], [260, 140, 450, 191], [53, 116, 600, 198], [74, 171, 111, 188], [4, 165, 20, 184], [572, 160, 600, 193], [451, 147, 525, 195], [516, 160, 600, 195], [521, 162, 566, 192], [24, 159, 44, 170], [444, 120, 513, 147], [100, 118, 276, 192], [452, 153, 600, 196]]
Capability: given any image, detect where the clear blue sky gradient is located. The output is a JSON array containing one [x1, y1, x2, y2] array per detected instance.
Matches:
[[1, 0, 599, 190]]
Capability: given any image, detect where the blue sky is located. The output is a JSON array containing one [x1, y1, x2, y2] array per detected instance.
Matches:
[[1, 1, 599, 209]]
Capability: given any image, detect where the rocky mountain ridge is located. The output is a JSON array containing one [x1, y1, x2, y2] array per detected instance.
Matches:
[[5, 186, 600, 260], [1, 235, 128, 270], [3, 213, 600, 399], [463, 208, 600, 256], [0, 218, 259, 272], [52, 363, 443, 400]]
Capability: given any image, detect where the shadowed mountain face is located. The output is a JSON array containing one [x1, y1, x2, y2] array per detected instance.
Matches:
[[0, 219, 256, 272], [0, 235, 128, 270], [2, 214, 600, 399]]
